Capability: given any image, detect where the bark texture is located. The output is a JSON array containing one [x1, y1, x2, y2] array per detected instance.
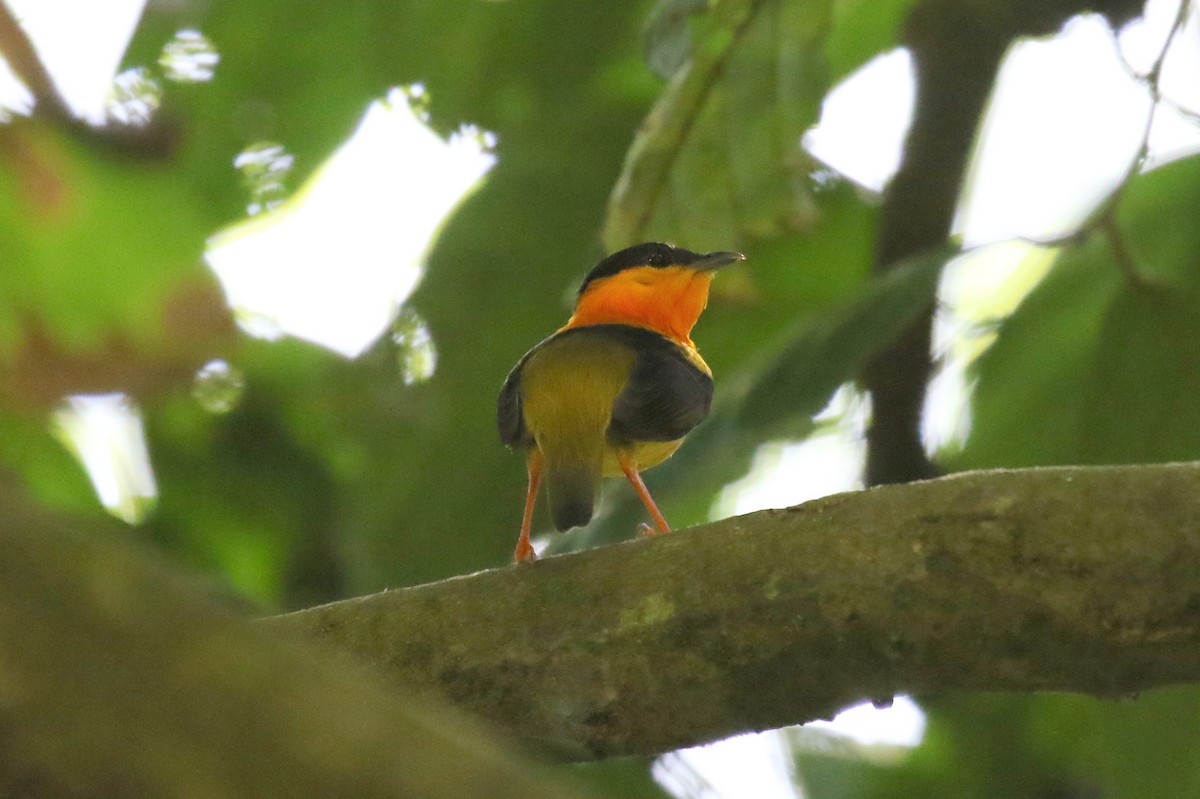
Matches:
[[273, 462, 1200, 759], [0, 487, 593, 799]]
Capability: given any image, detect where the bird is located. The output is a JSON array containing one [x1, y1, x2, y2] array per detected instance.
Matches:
[[497, 241, 744, 562]]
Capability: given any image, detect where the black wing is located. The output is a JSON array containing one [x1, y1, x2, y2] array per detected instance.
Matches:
[[498, 324, 712, 448], [606, 327, 713, 444], [497, 362, 533, 448]]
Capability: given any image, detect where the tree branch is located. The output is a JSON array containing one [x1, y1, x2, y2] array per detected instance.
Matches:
[[0, 0, 74, 121], [862, 2, 1009, 486], [0, 483, 595, 798], [0, 1, 180, 156], [862, 0, 1147, 486], [272, 461, 1200, 760]]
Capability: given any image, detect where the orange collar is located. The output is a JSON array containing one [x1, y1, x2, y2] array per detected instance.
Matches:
[[561, 265, 714, 347]]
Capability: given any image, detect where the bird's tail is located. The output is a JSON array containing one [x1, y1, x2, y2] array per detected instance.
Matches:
[[544, 453, 602, 532]]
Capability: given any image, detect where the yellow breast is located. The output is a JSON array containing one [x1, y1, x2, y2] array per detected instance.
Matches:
[[520, 330, 687, 475], [601, 439, 682, 476]]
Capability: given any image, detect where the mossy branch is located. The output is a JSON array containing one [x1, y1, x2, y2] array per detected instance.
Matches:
[[0, 487, 594, 799], [6, 462, 1199, 795], [272, 462, 1200, 759]]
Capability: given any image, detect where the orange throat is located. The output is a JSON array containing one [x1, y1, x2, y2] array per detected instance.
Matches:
[[562, 266, 714, 346]]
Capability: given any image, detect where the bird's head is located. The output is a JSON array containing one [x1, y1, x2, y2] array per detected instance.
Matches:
[[564, 242, 744, 346]]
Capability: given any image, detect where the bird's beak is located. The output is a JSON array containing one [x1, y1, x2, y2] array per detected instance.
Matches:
[[695, 251, 746, 272]]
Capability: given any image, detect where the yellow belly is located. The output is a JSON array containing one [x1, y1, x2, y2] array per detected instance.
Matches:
[[521, 331, 684, 475], [600, 438, 682, 476]]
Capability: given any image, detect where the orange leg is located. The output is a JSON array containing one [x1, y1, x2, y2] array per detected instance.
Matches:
[[515, 450, 543, 563], [618, 453, 671, 535]]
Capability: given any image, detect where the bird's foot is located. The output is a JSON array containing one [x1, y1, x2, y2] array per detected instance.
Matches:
[[514, 541, 538, 563]]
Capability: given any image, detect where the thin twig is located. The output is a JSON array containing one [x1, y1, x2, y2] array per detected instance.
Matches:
[[1024, 0, 1195, 288], [0, 1, 180, 157], [1157, 93, 1200, 124], [0, 0, 73, 120], [1101, 211, 1148, 289], [604, 0, 766, 248]]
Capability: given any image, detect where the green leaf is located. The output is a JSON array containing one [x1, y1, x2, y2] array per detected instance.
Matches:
[[643, 0, 709, 79], [806, 690, 1200, 799], [603, 0, 835, 250], [737, 245, 949, 435], [603, 0, 918, 253], [825, 0, 916, 82], [955, 154, 1200, 470], [0, 121, 225, 388]]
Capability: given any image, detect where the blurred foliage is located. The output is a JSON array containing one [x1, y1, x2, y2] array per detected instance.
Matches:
[[569, 758, 677, 799], [953, 153, 1200, 470], [797, 688, 1200, 799], [3, 0, 1200, 796]]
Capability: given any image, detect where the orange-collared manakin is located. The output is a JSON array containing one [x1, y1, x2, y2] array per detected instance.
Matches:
[[497, 242, 744, 562]]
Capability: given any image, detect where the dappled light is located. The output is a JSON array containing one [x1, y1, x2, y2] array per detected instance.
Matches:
[[655, 732, 800, 799], [158, 29, 218, 83], [52, 393, 156, 523], [0, 56, 32, 117], [960, 15, 1150, 244], [234, 141, 293, 215], [798, 0, 1200, 477], [716, 385, 867, 518], [804, 697, 927, 749], [391, 307, 438, 385], [803, 48, 914, 193], [656, 699, 932, 799], [0, 0, 144, 123], [107, 65, 160, 127], [923, 243, 1061, 453], [191, 359, 245, 414], [5, 0, 1200, 795], [205, 88, 495, 358]]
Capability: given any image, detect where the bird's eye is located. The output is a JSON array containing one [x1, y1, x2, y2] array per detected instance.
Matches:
[[647, 253, 666, 266]]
